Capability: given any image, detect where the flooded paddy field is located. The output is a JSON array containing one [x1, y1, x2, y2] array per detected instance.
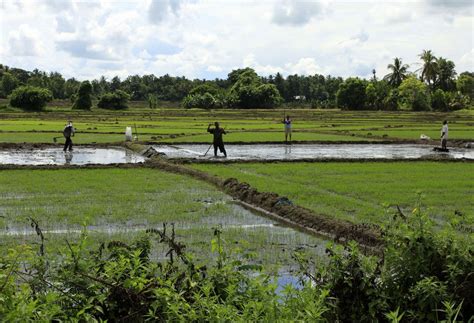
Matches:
[[0, 146, 145, 165], [0, 168, 328, 270], [155, 143, 474, 161]]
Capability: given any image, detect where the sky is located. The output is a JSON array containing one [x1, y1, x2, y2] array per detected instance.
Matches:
[[0, 0, 473, 81]]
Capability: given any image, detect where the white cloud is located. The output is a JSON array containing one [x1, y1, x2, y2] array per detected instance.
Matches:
[[271, 0, 327, 26], [6, 24, 44, 57], [0, 0, 471, 81], [148, 0, 185, 24]]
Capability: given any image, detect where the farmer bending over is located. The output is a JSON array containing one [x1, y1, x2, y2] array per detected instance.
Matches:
[[207, 122, 227, 157], [63, 120, 75, 152], [441, 120, 448, 149], [282, 115, 292, 143]]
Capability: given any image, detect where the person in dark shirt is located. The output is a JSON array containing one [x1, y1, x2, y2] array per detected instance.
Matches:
[[63, 120, 75, 152], [207, 122, 227, 157]]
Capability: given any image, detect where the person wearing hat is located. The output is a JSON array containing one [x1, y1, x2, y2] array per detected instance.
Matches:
[[63, 120, 75, 152]]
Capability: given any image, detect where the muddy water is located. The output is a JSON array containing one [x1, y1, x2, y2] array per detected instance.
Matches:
[[0, 147, 145, 165], [154, 143, 474, 160]]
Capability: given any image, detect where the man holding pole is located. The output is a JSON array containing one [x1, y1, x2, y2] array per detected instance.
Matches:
[[63, 120, 75, 152], [207, 122, 227, 157]]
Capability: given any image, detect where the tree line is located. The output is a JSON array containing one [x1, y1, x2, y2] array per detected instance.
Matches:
[[0, 49, 472, 111]]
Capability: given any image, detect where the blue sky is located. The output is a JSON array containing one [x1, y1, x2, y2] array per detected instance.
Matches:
[[1, 0, 472, 81]]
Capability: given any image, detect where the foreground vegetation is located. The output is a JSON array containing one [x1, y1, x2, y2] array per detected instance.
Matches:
[[1, 207, 472, 321], [193, 162, 474, 228]]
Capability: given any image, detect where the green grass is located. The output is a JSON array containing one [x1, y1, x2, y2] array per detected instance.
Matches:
[[192, 162, 474, 226], [0, 103, 472, 144]]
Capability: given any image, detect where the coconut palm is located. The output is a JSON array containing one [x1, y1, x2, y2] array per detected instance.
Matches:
[[384, 58, 409, 86], [419, 49, 438, 87]]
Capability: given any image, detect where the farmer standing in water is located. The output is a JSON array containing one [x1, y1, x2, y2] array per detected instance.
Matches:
[[440, 120, 448, 150], [63, 120, 75, 152], [207, 122, 227, 157], [283, 115, 292, 143]]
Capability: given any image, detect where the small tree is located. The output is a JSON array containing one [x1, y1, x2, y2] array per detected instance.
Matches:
[[97, 90, 130, 110], [0, 72, 19, 98], [72, 81, 93, 110], [456, 72, 474, 101], [9, 86, 52, 111], [336, 77, 367, 110], [398, 77, 431, 111]]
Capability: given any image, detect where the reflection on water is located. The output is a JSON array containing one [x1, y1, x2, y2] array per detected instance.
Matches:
[[64, 151, 73, 164], [155, 143, 474, 160], [0, 147, 145, 165]]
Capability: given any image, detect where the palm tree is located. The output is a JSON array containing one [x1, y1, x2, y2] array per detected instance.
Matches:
[[419, 49, 438, 87], [435, 57, 456, 91], [384, 58, 409, 86]]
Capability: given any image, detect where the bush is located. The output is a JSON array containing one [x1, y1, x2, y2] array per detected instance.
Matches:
[[183, 92, 222, 109], [336, 77, 367, 110], [72, 81, 93, 110], [97, 90, 130, 110], [9, 85, 52, 111]]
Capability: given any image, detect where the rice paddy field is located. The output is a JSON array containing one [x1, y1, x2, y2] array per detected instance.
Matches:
[[1, 101, 473, 144], [1, 103, 473, 269], [193, 162, 474, 227], [0, 168, 327, 270]]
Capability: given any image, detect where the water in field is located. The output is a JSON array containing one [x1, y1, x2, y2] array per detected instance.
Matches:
[[0, 147, 145, 165], [154, 143, 474, 160], [0, 201, 328, 269]]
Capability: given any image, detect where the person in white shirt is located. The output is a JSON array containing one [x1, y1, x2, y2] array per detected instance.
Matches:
[[440, 120, 448, 149]]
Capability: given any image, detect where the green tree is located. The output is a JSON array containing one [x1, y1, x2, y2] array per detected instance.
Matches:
[[97, 90, 130, 110], [383, 58, 409, 87], [72, 81, 93, 110], [419, 50, 438, 87], [9, 86, 53, 111], [398, 77, 431, 111], [336, 77, 367, 110], [227, 69, 282, 108], [0, 72, 19, 98], [47, 72, 66, 99], [456, 72, 474, 100], [435, 57, 456, 91]]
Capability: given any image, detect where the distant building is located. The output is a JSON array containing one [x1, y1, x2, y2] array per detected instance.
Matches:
[[294, 95, 306, 101]]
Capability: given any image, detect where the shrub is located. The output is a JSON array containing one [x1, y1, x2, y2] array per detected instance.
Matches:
[[183, 92, 221, 109], [72, 81, 93, 110], [97, 90, 130, 110], [9, 85, 52, 111]]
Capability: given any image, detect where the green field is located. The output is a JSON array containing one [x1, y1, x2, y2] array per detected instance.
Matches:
[[1, 103, 472, 144], [193, 162, 474, 226], [0, 168, 326, 267]]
